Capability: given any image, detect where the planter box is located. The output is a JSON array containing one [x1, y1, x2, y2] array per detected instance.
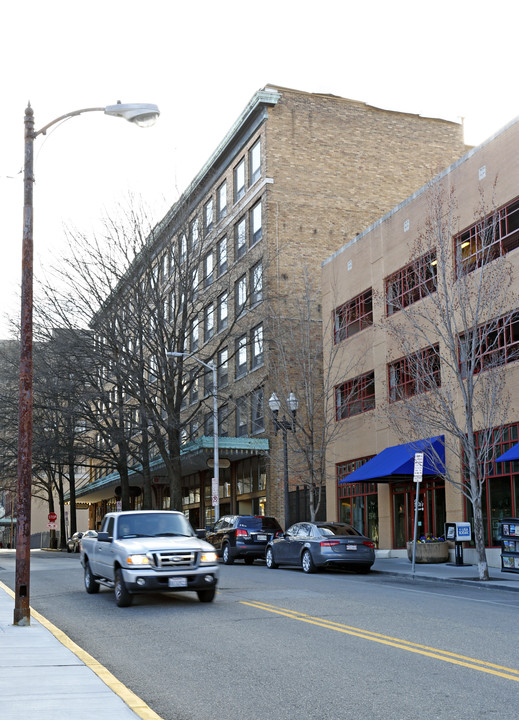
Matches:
[[407, 541, 449, 563]]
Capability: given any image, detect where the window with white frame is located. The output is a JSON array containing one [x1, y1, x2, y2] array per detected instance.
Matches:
[[218, 404, 229, 436], [189, 369, 199, 405], [179, 233, 187, 265], [251, 324, 263, 369], [190, 218, 200, 252], [204, 198, 214, 234], [190, 318, 199, 352], [217, 347, 229, 387], [249, 139, 261, 185], [250, 261, 263, 305], [217, 291, 228, 332], [204, 252, 214, 287], [251, 388, 264, 433], [235, 275, 247, 316], [217, 181, 227, 220], [250, 201, 262, 246], [236, 396, 248, 436], [235, 217, 246, 259], [204, 303, 214, 341], [236, 334, 248, 378], [217, 236, 228, 275], [234, 158, 246, 202]]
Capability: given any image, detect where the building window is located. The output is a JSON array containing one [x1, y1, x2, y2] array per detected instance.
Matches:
[[251, 387, 264, 433], [455, 197, 519, 275], [217, 181, 227, 220], [148, 355, 158, 384], [204, 368, 214, 398], [179, 233, 187, 265], [250, 261, 263, 305], [333, 289, 373, 343], [190, 218, 200, 253], [189, 369, 199, 405], [235, 217, 246, 259], [217, 236, 228, 275], [217, 347, 229, 388], [251, 324, 263, 369], [217, 292, 228, 332], [218, 404, 229, 437], [388, 345, 441, 402], [249, 139, 261, 186], [236, 397, 248, 436], [459, 311, 519, 376], [235, 274, 247, 317], [234, 158, 246, 202], [204, 303, 214, 341], [190, 318, 199, 352], [335, 371, 375, 421], [250, 200, 262, 246], [386, 252, 437, 316], [204, 198, 214, 235], [236, 334, 248, 378], [204, 252, 214, 287]]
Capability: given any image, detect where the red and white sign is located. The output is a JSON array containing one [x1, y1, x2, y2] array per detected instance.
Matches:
[[48, 512, 57, 522], [47, 522, 57, 530]]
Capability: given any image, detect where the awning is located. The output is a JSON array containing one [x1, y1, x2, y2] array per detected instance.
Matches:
[[340, 435, 445, 484], [496, 442, 519, 462]]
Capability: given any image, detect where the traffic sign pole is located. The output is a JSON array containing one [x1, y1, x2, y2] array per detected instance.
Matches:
[[411, 452, 424, 577]]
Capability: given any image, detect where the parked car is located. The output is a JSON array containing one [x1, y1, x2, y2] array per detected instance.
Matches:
[[78, 529, 97, 552], [66, 531, 84, 553], [265, 522, 375, 574], [205, 515, 283, 565]]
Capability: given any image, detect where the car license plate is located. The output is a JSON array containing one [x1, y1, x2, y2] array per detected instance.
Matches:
[[168, 577, 187, 587], [256, 534, 267, 542], [346, 545, 357, 551]]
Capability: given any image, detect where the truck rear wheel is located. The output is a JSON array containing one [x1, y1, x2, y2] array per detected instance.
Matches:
[[114, 568, 133, 607], [84, 561, 99, 594]]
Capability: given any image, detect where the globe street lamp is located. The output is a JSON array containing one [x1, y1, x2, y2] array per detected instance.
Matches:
[[166, 351, 219, 523], [268, 392, 298, 530], [14, 101, 159, 626]]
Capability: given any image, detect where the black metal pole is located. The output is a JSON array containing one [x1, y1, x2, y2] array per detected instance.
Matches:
[[14, 104, 35, 626], [282, 425, 289, 530]]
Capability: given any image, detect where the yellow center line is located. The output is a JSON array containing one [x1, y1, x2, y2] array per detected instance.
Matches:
[[241, 600, 519, 682]]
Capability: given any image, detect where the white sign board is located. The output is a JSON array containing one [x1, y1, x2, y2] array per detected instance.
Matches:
[[47, 522, 57, 530], [211, 477, 219, 507], [413, 452, 424, 483]]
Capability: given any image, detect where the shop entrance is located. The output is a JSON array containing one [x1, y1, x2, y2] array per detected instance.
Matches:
[[392, 479, 445, 548]]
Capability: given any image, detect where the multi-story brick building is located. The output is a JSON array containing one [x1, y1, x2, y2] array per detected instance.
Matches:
[[76, 84, 467, 528], [322, 117, 519, 564]]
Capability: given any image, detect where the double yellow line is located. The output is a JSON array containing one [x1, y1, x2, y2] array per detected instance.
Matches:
[[241, 600, 519, 682]]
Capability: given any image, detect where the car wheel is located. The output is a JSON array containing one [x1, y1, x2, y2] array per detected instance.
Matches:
[[67, 545, 72, 554], [356, 564, 372, 574], [197, 587, 216, 603], [114, 569, 133, 607], [75, 545, 80, 553], [222, 543, 234, 565], [265, 546, 278, 569], [84, 561, 99, 594], [243, 556, 254, 565], [301, 549, 316, 574]]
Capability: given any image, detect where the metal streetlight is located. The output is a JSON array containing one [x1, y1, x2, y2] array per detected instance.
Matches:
[[268, 391, 298, 530], [166, 352, 220, 523], [14, 101, 159, 626]]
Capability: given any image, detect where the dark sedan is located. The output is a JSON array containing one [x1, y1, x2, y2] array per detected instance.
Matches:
[[205, 515, 283, 564], [265, 522, 375, 574]]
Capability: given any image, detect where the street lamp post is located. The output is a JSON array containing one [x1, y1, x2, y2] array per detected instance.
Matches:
[[166, 351, 219, 523], [268, 392, 298, 530], [14, 101, 159, 626]]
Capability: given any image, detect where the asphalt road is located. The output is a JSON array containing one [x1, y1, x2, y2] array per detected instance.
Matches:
[[1, 551, 518, 720]]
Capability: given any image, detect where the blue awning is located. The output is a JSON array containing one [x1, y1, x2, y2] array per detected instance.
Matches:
[[496, 442, 519, 462], [339, 436, 445, 484]]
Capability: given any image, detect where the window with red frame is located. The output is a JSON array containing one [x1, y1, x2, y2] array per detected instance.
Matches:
[[459, 311, 519, 377], [333, 288, 373, 344], [455, 197, 519, 275], [388, 345, 440, 402], [386, 252, 437, 316], [335, 371, 375, 420]]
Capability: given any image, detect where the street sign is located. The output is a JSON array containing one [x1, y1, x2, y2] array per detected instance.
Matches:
[[211, 477, 219, 507], [48, 512, 57, 522], [47, 522, 57, 530], [413, 452, 424, 483]]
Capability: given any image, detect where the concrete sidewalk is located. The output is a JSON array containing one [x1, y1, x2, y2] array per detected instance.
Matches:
[[0, 579, 161, 720], [1, 554, 518, 720]]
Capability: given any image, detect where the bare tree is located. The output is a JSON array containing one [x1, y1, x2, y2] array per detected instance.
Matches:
[[380, 181, 517, 580]]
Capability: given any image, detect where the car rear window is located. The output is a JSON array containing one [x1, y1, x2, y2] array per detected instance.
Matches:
[[237, 516, 281, 530], [319, 524, 361, 536]]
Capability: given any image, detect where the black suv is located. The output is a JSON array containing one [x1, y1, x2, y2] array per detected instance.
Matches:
[[205, 515, 283, 565]]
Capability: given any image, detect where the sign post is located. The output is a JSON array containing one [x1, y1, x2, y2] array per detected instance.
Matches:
[[411, 452, 424, 577]]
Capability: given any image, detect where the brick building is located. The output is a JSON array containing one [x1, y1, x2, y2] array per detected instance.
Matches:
[[76, 85, 467, 528], [322, 116, 519, 564]]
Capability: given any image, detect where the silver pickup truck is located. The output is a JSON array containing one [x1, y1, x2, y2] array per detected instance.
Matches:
[[80, 510, 219, 606]]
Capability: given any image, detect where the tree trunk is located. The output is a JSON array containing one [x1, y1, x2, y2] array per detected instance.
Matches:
[[471, 489, 489, 580]]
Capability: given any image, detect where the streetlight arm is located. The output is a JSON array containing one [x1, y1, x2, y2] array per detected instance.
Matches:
[[33, 102, 160, 138]]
